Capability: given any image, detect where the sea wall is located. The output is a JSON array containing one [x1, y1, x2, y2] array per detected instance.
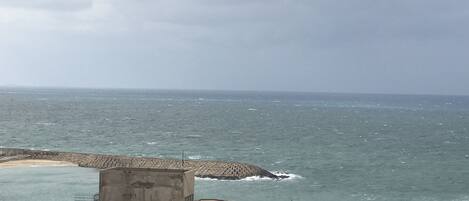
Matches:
[[0, 148, 280, 180]]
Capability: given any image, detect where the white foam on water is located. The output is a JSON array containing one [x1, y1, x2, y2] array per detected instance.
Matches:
[[122, 116, 136, 121], [247, 108, 257, 111], [195, 177, 219, 181], [188, 155, 201, 160], [450, 195, 469, 201], [240, 172, 304, 181], [195, 171, 303, 182], [272, 171, 304, 181], [34, 122, 56, 126], [239, 176, 275, 181], [146, 142, 157, 145]]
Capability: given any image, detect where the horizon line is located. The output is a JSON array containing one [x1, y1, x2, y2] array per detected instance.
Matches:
[[1, 84, 468, 98]]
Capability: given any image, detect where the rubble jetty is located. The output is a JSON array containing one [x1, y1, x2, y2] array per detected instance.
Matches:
[[0, 148, 284, 180]]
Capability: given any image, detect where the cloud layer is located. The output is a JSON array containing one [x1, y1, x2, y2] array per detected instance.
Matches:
[[1, 0, 469, 95]]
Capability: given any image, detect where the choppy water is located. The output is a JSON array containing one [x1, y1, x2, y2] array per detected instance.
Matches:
[[1, 87, 469, 201]]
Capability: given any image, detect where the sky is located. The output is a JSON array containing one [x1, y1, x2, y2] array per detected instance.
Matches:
[[0, 0, 468, 95]]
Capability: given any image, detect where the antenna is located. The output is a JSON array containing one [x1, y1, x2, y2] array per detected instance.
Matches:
[[181, 151, 185, 167]]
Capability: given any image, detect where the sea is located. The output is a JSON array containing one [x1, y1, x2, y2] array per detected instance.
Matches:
[[0, 87, 469, 201]]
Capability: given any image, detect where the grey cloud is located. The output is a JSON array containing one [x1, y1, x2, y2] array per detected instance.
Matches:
[[1, 0, 469, 95], [0, 0, 92, 11], [111, 0, 311, 25]]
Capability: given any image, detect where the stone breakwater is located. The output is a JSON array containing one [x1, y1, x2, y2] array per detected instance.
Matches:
[[0, 148, 283, 180]]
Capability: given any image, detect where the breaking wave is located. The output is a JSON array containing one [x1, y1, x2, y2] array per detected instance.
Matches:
[[196, 171, 303, 182]]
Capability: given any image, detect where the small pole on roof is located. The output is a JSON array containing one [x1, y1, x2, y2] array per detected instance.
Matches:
[[182, 150, 185, 167]]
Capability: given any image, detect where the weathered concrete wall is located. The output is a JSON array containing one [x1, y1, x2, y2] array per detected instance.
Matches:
[[0, 148, 282, 180], [99, 168, 195, 201]]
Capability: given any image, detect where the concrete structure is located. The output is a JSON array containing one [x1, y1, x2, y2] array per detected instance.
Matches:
[[0, 148, 284, 180], [99, 168, 195, 201]]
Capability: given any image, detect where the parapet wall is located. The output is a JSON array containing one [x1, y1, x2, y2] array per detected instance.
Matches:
[[0, 148, 280, 180]]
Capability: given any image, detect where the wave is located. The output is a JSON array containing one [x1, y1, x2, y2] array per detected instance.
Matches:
[[34, 122, 56, 126], [271, 171, 304, 180], [187, 155, 214, 160], [195, 177, 220, 181], [196, 171, 303, 182], [241, 172, 303, 181], [188, 155, 202, 160]]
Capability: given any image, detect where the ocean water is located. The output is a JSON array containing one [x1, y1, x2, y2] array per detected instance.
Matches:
[[1, 87, 469, 201]]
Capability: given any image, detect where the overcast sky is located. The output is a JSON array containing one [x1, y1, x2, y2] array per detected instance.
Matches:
[[0, 0, 468, 95]]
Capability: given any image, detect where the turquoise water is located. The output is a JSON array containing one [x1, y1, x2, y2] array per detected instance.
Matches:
[[1, 88, 469, 201]]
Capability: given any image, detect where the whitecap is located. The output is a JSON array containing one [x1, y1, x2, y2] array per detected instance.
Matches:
[[196, 171, 303, 182], [122, 117, 136, 121], [195, 177, 219, 181], [247, 108, 257, 111], [240, 172, 303, 181], [188, 155, 201, 160], [34, 122, 56, 126], [146, 142, 157, 145], [239, 176, 274, 181], [271, 171, 304, 181]]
